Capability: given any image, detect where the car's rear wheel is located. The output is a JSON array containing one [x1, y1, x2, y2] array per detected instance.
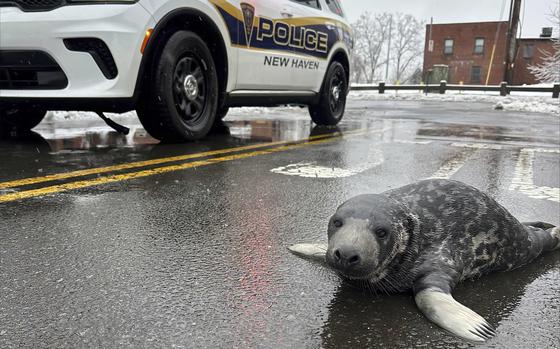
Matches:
[[137, 30, 219, 142], [0, 108, 47, 133], [309, 61, 347, 126]]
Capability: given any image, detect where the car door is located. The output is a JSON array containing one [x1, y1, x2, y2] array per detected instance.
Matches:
[[282, 0, 330, 91], [230, 0, 300, 90]]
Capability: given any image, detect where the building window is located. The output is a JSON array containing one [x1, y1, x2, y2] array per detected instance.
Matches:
[[444, 39, 454, 55], [471, 66, 482, 83], [474, 38, 485, 54], [523, 44, 534, 59]]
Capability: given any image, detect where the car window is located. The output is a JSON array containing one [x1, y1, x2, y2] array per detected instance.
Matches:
[[324, 0, 344, 17], [290, 0, 321, 10]]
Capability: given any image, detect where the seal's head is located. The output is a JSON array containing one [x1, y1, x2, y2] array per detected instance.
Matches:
[[326, 194, 413, 281]]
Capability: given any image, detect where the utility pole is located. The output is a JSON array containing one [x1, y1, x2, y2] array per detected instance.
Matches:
[[504, 0, 522, 84], [426, 17, 433, 85], [385, 15, 392, 82]]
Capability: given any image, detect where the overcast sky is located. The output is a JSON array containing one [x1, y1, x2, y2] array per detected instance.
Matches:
[[342, 0, 559, 38]]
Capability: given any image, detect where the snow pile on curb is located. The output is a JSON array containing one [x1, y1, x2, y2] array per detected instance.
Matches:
[[44, 89, 558, 122], [45, 110, 138, 122], [45, 107, 309, 122], [348, 90, 559, 115], [225, 105, 309, 120]]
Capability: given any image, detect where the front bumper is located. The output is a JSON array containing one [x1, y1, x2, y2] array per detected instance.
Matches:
[[0, 3, 155, 99]]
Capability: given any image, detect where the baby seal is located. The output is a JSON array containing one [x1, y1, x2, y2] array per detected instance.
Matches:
[[289, 179, 559, 342]]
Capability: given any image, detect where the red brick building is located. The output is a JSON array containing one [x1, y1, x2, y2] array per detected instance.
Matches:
[[423, 21, 556, 85], [513, 38, 556, 85]]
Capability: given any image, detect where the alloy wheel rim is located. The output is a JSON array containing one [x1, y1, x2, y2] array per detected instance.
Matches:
[[173, 56, 207, 125], [329, 68, 345, 115]]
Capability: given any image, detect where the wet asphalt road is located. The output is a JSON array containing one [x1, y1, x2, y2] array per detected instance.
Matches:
[[0, 99, 559, 348]]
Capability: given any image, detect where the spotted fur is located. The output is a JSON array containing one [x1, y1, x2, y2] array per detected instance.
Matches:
[[289, 179, 559, 342]]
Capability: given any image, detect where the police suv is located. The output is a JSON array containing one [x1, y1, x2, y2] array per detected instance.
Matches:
[[0, 0, 352, 142]]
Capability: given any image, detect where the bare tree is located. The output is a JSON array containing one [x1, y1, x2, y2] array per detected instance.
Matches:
[[408, 67, 423, 84], [528, 6, 560, 83], [350, 51, 366, 83], [390, 13, 425, 84], [351, 12, 393, 83]]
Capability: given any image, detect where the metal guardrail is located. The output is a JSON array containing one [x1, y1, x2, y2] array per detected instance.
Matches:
[[351, 81, 560, 99]]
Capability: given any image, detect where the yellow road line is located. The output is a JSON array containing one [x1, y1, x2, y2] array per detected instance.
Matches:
[[0, 130, 363, 190], [0, 130, 372, 203]]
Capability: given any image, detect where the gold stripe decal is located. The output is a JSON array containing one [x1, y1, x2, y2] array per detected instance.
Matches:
[[208, 0, 244, 21], [209, 0, 351, 59]]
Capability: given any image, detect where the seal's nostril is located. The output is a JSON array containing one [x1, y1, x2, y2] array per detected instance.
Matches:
[[334, 249, 341, 261], [348, 255, 360, 265]]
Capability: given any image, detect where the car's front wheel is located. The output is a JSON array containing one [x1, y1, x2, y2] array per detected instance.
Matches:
[[0, 108, 47, 133], [309, 61, 348, 126], [137, 30, 219, 142]]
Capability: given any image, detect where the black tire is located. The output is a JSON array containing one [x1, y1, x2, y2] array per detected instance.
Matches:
[[309, 61, 348, 126], [137, 31, 219, 142], [216, 106, 229, 121], [0, 108, 46, 132]]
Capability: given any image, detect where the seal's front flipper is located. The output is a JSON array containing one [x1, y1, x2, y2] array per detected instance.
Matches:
[[413, 262, 495, 342], [414, 289, 495, 342], [288, 243, 328, 264]]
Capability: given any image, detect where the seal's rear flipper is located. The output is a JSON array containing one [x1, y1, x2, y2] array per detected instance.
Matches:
[[547, 226, 560, 250], [288, 243, 328, 264], [415, 289, 496, 342], [522, 221, 556, 230]]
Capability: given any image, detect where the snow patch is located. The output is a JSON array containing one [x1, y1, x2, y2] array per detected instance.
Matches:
[[45, 110, 138, 122], [45, 107, 309, 122], [348, 90, 559, 115]]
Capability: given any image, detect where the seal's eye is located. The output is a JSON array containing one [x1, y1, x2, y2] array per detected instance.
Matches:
[[375, 228, 388, 238], [333, 219, 343, 228]]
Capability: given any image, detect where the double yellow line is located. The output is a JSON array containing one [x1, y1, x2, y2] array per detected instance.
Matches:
[[0, 128, 374, 203]]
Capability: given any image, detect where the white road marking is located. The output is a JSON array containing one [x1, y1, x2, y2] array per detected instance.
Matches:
[[523, 148, 560, 154], [428, 149, 476, 180], [429, 142, 510, 180], [271, 163, 362, 178], [270, 150, 384, 179], [509, 148, 560, 203], [451, 142, 504, 150], [393, 140, 433, 145]]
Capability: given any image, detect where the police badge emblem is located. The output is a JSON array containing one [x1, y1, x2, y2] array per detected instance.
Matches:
[[240, 3, 255, 46]]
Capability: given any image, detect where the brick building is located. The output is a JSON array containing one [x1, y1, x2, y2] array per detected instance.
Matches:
[[513, 38, 556, 85], [423, 21, 556, 85]]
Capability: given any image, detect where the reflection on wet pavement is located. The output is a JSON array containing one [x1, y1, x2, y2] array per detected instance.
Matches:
[[322, 253, 559, 349]]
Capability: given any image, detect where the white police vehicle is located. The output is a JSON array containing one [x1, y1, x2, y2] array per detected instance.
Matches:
[[0, 0, 352, 141]]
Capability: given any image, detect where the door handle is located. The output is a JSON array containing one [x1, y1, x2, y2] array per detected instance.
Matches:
[[281, 12, 294, 18]]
